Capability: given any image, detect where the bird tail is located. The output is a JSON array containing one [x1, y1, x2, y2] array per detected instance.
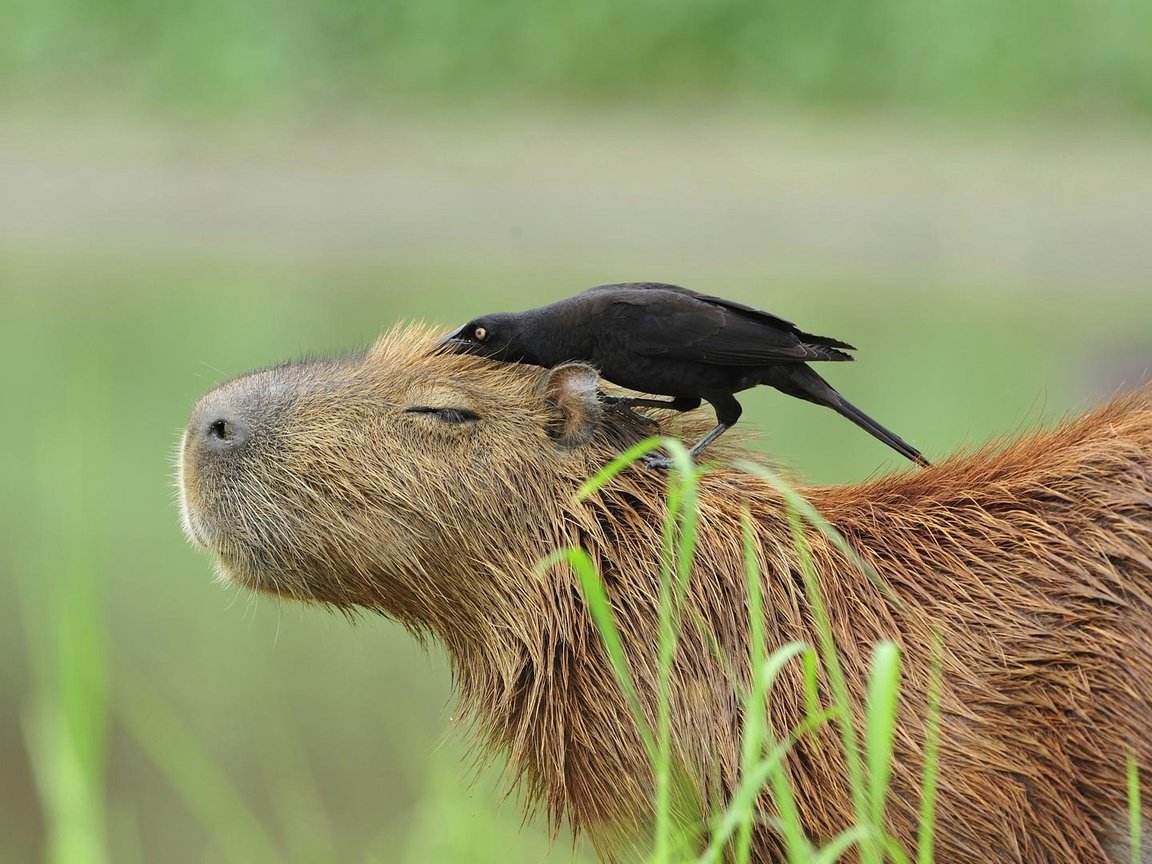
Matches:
[[788, 366, 930, 467], [805, 344, 855, 363], [795, 329, 857, 353], [832, 393, 931, 467]]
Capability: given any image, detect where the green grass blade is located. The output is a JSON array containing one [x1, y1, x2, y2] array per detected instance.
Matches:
[[786, 507, 878, 863], [881, 834, 913, 864], [736, 461, 901, 607], [768, 743, 811, 864], [117, 675, 282, 864], [866, 642, 901, 833], [741, 460, 913, 864], [802, 646, 823, 723], [22, 702, 108, 864], [655, 451, 686, 861], [668, 441, 700, 607], [1128, 748, 1142, 864], [735, 508, 766, 864], [701, 641, 821, 864], [261, 721, 336, 864], [576, 436, 664, 499], [699, 707, 835, 863], [699, 738, 797, 864], [737, 645, 811, 864], [573, 438, 705, 862], [916, 634, 944, 864], [649, 437, 701, 862], [753, 645, 811, 704], [737, 467, 889, 864], [538, 548, 656, 760], [21, 366, 111, 864], [811, 826, 869, 864]]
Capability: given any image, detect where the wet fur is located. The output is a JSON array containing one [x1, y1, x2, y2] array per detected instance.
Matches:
[[180, 324, 1152, 863]]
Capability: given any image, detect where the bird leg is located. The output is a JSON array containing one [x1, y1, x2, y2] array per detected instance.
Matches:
[[643, 394, 740, 470], [643, 423, 731, 469]]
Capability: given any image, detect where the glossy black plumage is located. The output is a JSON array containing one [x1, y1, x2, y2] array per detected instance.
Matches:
[[439, 282, 928, 467]]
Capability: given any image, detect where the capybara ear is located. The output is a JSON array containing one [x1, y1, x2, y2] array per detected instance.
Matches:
[[539, 363, 603, 448]]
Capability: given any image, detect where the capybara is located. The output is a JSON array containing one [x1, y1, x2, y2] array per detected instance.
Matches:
[[178, 323, 1152, 863]]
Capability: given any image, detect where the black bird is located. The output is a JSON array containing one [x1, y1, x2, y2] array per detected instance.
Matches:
[[437, 282, 929, 468]]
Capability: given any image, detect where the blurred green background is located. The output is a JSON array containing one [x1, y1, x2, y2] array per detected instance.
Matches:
[[3, 2, 1152, 862]]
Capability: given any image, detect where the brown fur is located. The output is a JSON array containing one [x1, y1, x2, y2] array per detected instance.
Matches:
[[179, 323, 1152, 863]]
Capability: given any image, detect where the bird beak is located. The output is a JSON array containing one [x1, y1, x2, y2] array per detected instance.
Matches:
[[433, 326, 468, 353]]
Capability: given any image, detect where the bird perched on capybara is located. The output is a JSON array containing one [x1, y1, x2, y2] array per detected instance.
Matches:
[[178, 323, 1152, 863], [437, 282, 929, 467]]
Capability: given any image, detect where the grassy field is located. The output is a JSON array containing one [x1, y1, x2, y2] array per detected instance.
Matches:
[[2, 235, 1150, 861], [4, 0, 1152, 118]]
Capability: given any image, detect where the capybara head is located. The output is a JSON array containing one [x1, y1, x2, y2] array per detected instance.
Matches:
[[179, 323, 656, 623]]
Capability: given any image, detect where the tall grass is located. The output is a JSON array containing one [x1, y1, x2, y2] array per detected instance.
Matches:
[[20, 362, 111, 864], [1129, 749, 1144, 864], [115, 674, 283, 864], [568, 438, 938, 863], [567, 442, 1151, 863]]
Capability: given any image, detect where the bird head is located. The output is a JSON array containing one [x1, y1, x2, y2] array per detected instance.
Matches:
[[435, 313, 542, 365]]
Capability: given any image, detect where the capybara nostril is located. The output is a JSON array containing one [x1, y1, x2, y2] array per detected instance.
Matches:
[[199, 412, 249, 452], [189, 387, 253, 456], [206, 418, 238, 443]]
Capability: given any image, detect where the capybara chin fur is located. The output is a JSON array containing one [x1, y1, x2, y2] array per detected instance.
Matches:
[[179, 323, 1152, 863]]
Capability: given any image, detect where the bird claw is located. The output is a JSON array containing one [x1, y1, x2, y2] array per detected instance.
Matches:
[[626, 409, 660, 427], [600, 396, 659, 427], [642, 453, 674, 470]]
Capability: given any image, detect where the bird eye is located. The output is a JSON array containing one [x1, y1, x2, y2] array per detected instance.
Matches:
[[405, 406, 480, 424], [473, 326, 488, 342]]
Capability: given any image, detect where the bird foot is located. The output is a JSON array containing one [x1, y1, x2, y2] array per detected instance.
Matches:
[[624, 408, 660, 427], [642, 453, 674, 470]]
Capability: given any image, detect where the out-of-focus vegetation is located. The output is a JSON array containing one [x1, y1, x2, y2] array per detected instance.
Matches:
[[2, 0, 1152, 117]]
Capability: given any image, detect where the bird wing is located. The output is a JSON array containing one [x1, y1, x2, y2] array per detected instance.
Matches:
[[587, 281, 796, 323], [590, 283, 854, 365]]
